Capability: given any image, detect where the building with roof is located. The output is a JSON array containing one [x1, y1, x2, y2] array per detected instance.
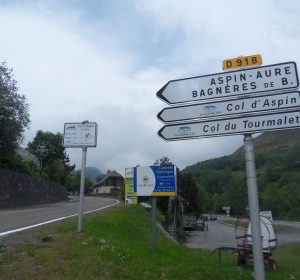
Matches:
[[91, 170, 124, 196]]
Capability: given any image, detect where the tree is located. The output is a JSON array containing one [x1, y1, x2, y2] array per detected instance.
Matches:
[[0, 62, 30, 159], [195, 184, 209, 213], [177, 172, 198, 213], [261, 183, 289, 217], [200, 169, 232, 194], [224, 176, 248, 215], [27, 130, 74, 180], [66, 171, 93, 194], [153, 156, 173, 166]]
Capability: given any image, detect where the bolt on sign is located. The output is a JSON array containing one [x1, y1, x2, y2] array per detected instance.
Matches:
[[223, 54, 262, 70]]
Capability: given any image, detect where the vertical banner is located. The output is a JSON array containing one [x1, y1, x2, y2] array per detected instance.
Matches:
[[125, 167, 137, 205]]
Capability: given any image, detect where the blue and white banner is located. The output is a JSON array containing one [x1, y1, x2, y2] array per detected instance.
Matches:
[[134, 166, 176, 196]]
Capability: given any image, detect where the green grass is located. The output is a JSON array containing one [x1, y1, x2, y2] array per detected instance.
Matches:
[[0, 205, 299, 279], [223, 220, 249, 229]]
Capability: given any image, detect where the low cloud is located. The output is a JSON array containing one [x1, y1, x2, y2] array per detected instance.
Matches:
[[1, 1, 298, 174]]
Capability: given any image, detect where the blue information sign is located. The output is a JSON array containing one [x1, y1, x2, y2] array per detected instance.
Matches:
[[134, 166, 176, 197]]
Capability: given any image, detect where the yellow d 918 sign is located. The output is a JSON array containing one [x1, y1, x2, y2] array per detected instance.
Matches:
[[223, 54, 262, 70]]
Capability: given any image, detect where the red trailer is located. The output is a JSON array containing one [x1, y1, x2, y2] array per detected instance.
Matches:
[[235, 215, 277, 271]]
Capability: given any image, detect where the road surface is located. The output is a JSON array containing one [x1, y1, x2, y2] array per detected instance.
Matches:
[[0, 196, 119, 237], [185, 216, 300, 250], [185, 219, 241, 250]]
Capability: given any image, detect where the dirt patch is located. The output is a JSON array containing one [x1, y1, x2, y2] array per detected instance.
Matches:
[[0, 230, 41, 253]]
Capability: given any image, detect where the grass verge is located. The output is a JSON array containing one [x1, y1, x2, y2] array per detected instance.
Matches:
[[0, 205, 299, 279]]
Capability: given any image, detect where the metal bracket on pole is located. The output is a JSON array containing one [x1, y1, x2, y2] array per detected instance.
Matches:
[[244, 134, 265, 280], [78, 146, 87, 233]]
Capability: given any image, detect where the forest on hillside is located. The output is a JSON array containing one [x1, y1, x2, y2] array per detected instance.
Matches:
[[183, 131, 300, 220]]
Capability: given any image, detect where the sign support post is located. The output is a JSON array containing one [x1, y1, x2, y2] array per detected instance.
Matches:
[[152, 197, 157, 254], [78, 147, 87, 233], [157, 56, 300, 279], [134, 165, 176, 253], [63, 120, 98, 234], [244, 134, 265, 280]]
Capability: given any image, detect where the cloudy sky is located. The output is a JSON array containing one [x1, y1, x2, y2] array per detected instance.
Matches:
[[1, 0, 300, 175]]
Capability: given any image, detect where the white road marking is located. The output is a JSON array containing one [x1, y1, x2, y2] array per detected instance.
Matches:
[[0, 200, 119, 237]]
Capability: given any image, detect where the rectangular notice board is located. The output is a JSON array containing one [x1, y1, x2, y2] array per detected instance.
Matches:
[[134, 165, 176, 196]]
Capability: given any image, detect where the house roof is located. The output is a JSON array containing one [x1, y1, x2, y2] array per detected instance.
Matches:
[[93, 170, 124, 188]]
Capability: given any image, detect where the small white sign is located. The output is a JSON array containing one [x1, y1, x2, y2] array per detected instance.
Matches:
[[63, 122, 98, 147], [158, 110, 300, 140]]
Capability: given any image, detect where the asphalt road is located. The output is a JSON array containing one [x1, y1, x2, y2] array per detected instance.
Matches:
[[185, 217, 300, 250], [185, 219, 242, 250], [0, 196, 119, 237]]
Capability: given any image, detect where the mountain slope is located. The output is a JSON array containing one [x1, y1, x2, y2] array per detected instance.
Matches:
[[234, 129, 300, 154], [182, 129, 300, 219], [77, 166, 103, 183]]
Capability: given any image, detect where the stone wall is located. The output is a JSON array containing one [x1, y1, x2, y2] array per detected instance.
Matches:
[[0, 168, 68, 209]]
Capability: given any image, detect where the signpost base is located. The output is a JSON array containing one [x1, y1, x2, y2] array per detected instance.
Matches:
[[152, 197, 157, 254], [78, 147, 87, 233], [244, 134, 265, 280]]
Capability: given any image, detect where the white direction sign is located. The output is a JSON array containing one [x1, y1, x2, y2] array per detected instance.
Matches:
[[158, 91, 300, 123], [63, 122, 98, 147], [157, 62, 299, 104], [158, 110, 300, 141]]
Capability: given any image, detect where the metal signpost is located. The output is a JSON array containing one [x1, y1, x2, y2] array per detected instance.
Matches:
[[157, 62, 299, 104], [134, 165, 177, 253], [63, 121, 98, 233], [244, 134, 265, 279], [156, 58, 300, 280]]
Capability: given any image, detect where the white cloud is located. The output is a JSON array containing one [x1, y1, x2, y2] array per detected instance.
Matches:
[[136, 0, 300, 73], [1, 0, 299, 175]]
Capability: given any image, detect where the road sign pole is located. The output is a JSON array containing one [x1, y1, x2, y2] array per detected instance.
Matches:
[[244, 134, 265, 280], [152, 197, 157, 254], [78, 147, 87, 233]]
